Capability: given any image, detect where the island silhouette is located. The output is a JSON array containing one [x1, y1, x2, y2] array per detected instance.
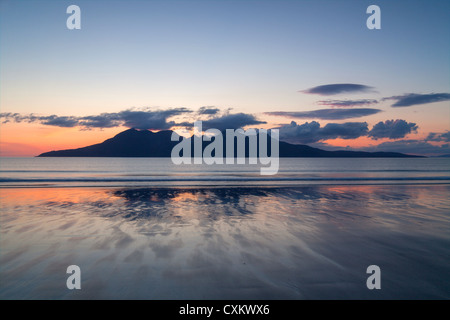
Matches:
[[37, 128, 422, 158]]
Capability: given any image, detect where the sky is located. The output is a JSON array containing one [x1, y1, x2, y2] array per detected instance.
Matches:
[[0, 0, 449, 156]]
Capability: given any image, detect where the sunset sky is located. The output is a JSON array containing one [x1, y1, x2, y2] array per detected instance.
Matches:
[[0, 0, 449, 156]]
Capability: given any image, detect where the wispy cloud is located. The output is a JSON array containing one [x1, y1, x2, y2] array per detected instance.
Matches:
[[368, 120, 418, 140], [266, 108, 382, 120], [317, 99, 378, 107], [302, 84, 374, 95], [384, 93, 450, 107], [0, 113, 80, 127]]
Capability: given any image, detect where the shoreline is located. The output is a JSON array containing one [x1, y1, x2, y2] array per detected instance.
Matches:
[[1, 181, 450, 189]]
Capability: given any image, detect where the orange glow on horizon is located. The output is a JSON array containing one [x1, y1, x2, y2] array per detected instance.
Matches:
[[323, 136, 380, 149], [0, 123, 124, 157]]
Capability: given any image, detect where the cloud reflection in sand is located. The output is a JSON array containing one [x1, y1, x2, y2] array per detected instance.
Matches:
[[0, 185, 449, 299]]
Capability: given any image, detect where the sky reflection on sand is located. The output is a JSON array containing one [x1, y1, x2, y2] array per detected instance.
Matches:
[[0, 185, 449, 299]]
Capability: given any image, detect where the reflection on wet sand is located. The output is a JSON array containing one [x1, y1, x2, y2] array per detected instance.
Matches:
[[0, 185, 449, 299]]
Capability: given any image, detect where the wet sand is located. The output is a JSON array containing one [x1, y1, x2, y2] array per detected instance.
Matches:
[[0, 184, 449, 299]]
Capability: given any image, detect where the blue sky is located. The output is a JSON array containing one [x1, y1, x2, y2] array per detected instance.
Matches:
[[0, 0, 449, 155]]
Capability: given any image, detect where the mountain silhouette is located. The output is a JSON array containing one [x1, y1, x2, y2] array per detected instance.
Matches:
[[37, 128, 422, 158]]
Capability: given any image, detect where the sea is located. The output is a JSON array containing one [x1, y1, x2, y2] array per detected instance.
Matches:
[[0, 157, 449, 299]]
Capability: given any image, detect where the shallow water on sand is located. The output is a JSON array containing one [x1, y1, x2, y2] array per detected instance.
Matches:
[[1, 184, 449, 299]]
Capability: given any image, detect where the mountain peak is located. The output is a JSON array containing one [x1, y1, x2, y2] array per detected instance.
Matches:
[[113, 127, 152, 137]]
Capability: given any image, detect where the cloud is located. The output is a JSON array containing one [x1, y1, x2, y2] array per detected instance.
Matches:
[[384, 93, 450, 107], [426, 131, 450, 142], [277, 121, 321, 144], [321, 122, 370, 139], [317, 99, 378, 107], [277, 121, 369, 144], [39, 116, 80, 127], [368, 120, 418, 140], [78, 114, 121, 128], [197, 106, 220, 115], [0, 112, 24, 123], [277, 119, 419, 144], [302, 84, 374, 95], [266, 108, 382, 120], [201, 113, 266, 131], [0, 108, 192, 130], [116, 109, 190, 130]]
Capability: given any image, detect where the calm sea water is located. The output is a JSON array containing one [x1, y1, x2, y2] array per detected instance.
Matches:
[[0, 157, 449, 299], [0, 157, 449, 187]]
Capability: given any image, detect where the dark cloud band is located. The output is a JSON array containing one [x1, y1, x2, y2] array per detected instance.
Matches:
[[302, 84, 374, 95], [266, 108, 382, 120], [0, 108, 265, 131], [0, 108, 191, 130], [317, 99, 378, 107], [384, 93, 450, 107]]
